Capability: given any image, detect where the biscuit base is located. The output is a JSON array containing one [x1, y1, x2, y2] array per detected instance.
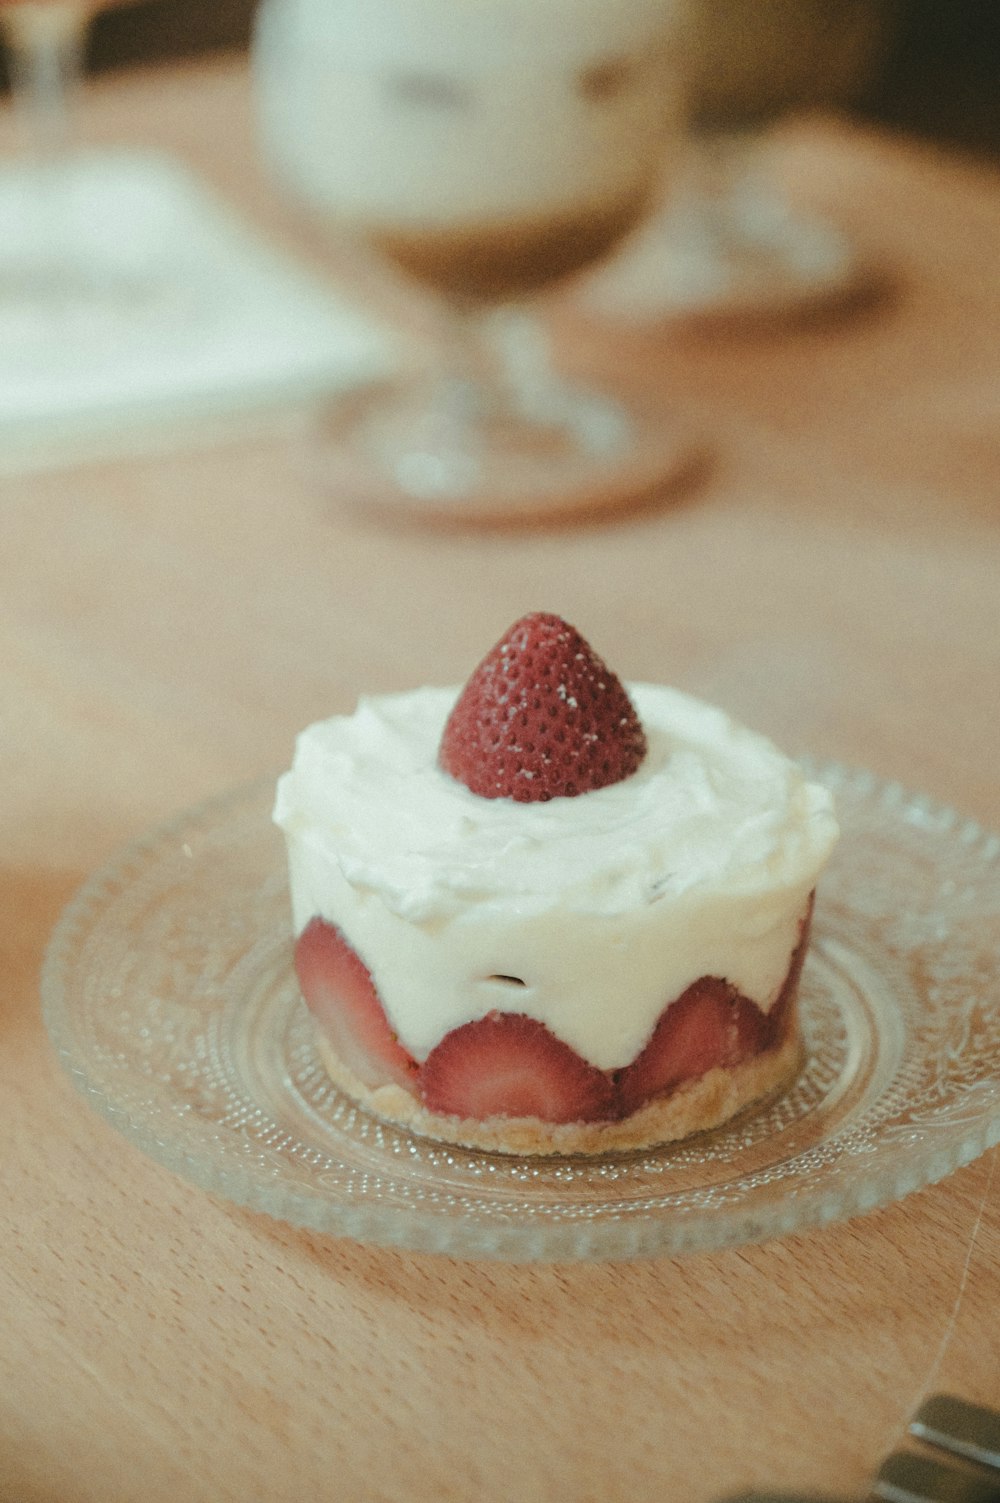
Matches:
[[312, 1017, 803, 1157]]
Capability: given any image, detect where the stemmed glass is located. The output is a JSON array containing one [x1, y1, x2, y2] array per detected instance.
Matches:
[[587, 0, 892, 322], [0, 0, 166, 343], [645, 128, 858, 320], [254, 0, 696, 523]]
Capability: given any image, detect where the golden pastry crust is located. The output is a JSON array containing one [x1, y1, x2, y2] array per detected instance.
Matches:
[[313, 1019, 803, 1156]]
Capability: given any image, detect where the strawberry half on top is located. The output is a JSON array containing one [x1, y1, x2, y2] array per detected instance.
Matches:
[[438, 612, 646, 802]]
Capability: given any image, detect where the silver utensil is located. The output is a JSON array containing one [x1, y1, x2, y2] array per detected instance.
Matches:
[[873, 1394, 1000, 1503], [910, 1396, 1000, 1475], [715, 1395, 1000, 1503]]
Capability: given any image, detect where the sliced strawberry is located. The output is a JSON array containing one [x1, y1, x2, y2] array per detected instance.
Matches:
[[616, 902, 816, 1114], [615, 978, 742, 1116], [294, 917, 418, 1091], [438, 612, 646, 802], [419, 1011, 616, 1124], [761, 893, 815, 1048], [733, 991, 769, 1058]]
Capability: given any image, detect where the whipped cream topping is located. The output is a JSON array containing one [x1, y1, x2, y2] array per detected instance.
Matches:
[[255, 0, 685, 227], [275, 683, 838, 1070]]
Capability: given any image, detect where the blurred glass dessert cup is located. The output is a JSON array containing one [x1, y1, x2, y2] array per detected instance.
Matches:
[[254, 0, 696, 522]]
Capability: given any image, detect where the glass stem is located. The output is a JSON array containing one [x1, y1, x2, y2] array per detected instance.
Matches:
[[435, 299, 563, 429], [2, 1, 89, 166], [433, 298, 506, 427], [489, 305, 562, 420]]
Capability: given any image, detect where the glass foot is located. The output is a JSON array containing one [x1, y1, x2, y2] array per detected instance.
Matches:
[[304, 375, 699, 525]]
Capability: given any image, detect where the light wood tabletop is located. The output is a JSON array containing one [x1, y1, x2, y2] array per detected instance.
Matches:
[[4, 51, 1000, 1503]]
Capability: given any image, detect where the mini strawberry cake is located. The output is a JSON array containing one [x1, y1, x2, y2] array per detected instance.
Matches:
[[274, 614, 838, 1154]]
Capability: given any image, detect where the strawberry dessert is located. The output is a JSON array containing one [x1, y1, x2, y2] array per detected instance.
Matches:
[[274, 614, 838, 1154]]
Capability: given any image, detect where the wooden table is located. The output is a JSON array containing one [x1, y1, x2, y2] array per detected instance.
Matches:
[[4, 54, 1000, 1503]]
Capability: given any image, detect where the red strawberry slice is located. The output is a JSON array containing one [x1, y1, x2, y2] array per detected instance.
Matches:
[[294, 917, 418, 1091], [761, 893, 815, 1048], [419, 1011, 616, 1124], [438, 612, 646, 802], [615, 978, 745, 1116], [732, 991, 769, 1058]]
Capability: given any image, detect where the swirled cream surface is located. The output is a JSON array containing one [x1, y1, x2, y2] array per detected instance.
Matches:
[[274, 684, 838, 1070]]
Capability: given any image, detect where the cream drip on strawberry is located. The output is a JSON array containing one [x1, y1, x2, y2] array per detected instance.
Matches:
[[274, 680, 837, 1072]]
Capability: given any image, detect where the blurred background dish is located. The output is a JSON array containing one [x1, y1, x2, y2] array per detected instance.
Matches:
[[50, 0, 997, 340], [584, 0, 900, 324], [579, 130, 867, 325], [2, 0, 997, 470]]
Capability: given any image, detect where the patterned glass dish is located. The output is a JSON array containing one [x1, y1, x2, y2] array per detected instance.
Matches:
[[42, 765, 1000, 1263]]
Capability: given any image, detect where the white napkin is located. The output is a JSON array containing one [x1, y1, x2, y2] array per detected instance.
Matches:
[[0, 149, 395, 474]]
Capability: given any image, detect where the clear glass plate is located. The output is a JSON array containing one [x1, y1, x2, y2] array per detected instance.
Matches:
[[41, 766, 1000, 1263]]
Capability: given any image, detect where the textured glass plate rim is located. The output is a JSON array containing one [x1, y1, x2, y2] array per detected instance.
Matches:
[[40, 763, 1000, 1263]]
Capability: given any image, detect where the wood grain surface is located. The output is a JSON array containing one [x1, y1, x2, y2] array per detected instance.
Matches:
[[3, 54, 999, 1503]]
